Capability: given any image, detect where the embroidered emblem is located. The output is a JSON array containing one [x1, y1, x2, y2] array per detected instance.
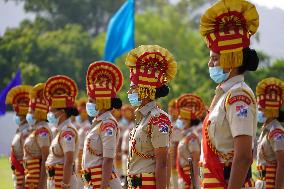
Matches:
[[228, 95, 251, 105], [236, 105, 248, 118], [62, 131, 75, 143], [158, 123, 169, 133], [105, 127, 114, 136], [269, 128, 284, 141]]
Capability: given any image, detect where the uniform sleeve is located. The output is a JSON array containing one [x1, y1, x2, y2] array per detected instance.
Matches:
[[60, 129, 77, 153], [225, 91, 256, 138], [269, 129, 284, 152], [36, 127, 51, 148], [151, 114, 171, 148], [187, 135, 200, 152], [100, 122, 118, 158]]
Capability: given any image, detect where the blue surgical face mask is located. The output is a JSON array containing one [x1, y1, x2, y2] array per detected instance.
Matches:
[[176, 118, 184, 129], [86, 102, 98, 117], [47, 112, 59, 126], [209, 66, 229, 84], [128, 93, 142, 107], [75, 115, 81, 123], [257, 110, 267, 123], [14, 115, 21, 125], [119, 117, 129, 126], [26, 113, 36, 126]]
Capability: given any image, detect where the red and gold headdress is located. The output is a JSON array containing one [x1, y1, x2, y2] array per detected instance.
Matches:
[[168, 98, 178, 118], [86, 61, 123, 110], [29, 83, 49, 120], [200, 0, 259, 69], [125, 45, 177, 100], [44, 75, 78, 108], [6, 85, 33, 116], [176, 94, 206, 120], [256, 77, 284, 118]]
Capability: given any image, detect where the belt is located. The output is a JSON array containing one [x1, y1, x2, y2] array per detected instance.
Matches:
[[24, 158, 41, 188], [127, 173, 156, 188], [81, 165, 117, 187], [257, 165, 277, 188], [199, 162, 254, 188], [46, 164, 64, 189]]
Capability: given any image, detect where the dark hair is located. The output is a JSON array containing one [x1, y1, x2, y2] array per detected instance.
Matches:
[[63, 107, 79, 118], [155, 85, 170, 99], [277, 110, 284, 122], [190, 119, 201, 126], [111, 98, 122, 109], [238, 47, 259, 74]]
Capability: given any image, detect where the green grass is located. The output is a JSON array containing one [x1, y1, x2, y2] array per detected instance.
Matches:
[[0, 156, 13, 189]]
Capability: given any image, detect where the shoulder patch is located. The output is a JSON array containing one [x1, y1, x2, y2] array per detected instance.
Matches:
[[101, 122, 116, 131], [36, 127, 49, 138], [149, 113, 171, 134], [61, 130, 75, 143], [269, 128, 284, 141], [235, 105, 248, 118], [227, 95, 252, 105]]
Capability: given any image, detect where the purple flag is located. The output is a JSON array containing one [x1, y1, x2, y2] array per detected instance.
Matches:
[[0, 69, 22, 115]]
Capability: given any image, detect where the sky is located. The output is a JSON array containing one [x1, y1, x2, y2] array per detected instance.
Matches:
[[251, 0, 284, 10]]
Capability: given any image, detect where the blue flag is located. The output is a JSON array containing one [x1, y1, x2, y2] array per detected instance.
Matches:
[[0, 69, 22, 115], [104, 0, 135, 62]]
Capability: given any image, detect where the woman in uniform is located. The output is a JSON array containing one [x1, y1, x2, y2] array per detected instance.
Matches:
[[44, 75, 79, 189], [81, 61, 123, 189], [24, 83, 52, 189], [199, 0, 259, 188], [125, 45, 177, 188], [6, 85, 33, 189], [176, 94, 205, 189], [120, 104, 135, 187], [168, 98, 182, 189], [255, 77, 284, 189], [75, 98, 91, 189]]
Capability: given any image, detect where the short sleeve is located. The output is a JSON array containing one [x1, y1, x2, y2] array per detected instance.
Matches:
[[226, 92, 256, 138], [150, 114, 171, 148], [100, 122, 118, 158], [60, 129, 77, 153], [36, 127, 51, 148], [269, 129, 284, 152]]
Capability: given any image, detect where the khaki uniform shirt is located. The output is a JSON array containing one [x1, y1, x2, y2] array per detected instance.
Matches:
[[78, 120, 91, 151], [24, 121, 52, 160], [82, 111, 119, 169], [257, 119, 284, 165], [121, 122, 135, 175], [178, 128, 200, 167], [201, 75, 257, 163], [128, 101, 171, 175], [46, 119, 78, 166], [11, 123, 30, 160]]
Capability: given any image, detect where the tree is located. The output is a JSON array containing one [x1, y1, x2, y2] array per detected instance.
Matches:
[[7, 0, 125, 36], [0, 20, 98, 90]]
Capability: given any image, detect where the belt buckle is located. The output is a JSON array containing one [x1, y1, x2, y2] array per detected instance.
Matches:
[[130, 176, 142, 187]]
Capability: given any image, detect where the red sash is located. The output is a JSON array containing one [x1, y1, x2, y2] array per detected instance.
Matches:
[[10, 149, 25, 175], [202, 114, 227, 188], [176, 153, 191, 187]]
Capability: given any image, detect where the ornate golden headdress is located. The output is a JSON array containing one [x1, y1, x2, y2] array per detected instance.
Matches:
[[29, 83, 49, 120], [44, 75, 78, 108], [6, 85, 33, 116], [125, 45, 177, 100], [176, 94, 206, 120], [86, 61, 124, 110], [256, 77, 284, 118], [200, 0, 259, 68]]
